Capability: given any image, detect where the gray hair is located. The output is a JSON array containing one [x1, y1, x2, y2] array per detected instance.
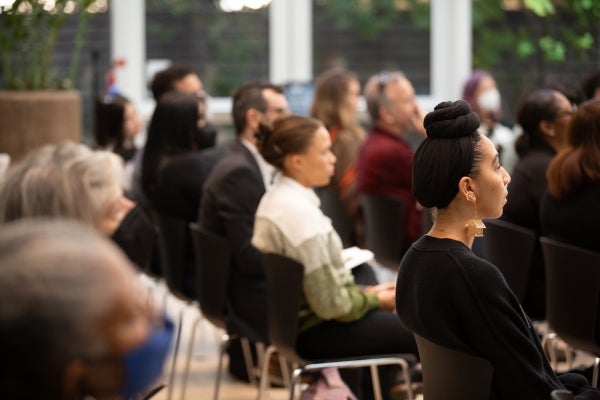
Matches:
[[0, 219, 137, 398], [0, 141, 124, 228], [364, 70, 408, 122]]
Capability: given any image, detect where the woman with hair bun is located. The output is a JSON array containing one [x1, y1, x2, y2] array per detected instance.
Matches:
[[395, 100, 600, 399], [252, 114, 419, 399]]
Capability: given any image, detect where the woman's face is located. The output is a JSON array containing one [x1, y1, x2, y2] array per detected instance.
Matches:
[[293, 126, 337, 188], [548, 91, 574, 147], [345, 78, 361, 117], [472, 135, 511, 219], [122, 102, 141, 140], [97, 187, 135, 236]]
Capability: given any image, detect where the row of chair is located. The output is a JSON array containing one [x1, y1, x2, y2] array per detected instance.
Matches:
[[483, 219, 600, 388], [150, 211, 416, 400]]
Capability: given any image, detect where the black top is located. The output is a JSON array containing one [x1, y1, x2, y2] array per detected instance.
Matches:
[[147, 146, 226, 222], [540, 182, 600, 253], [396, 235, 579, 400]]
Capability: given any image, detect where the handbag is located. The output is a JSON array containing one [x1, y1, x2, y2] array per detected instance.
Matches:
[[299, 367, 358, 400]]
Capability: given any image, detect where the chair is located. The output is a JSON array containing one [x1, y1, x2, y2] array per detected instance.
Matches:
[[540, 237, 600, 386], [315, 186, 354, 248], [482, 219, 536, 302], [551, 390, 574, 400], [152, 211, 199, 400], [414, 334, 493, 400], [258, 253, 414, 400], [360, 194, 405, 270], [187, 223, 265, 400]]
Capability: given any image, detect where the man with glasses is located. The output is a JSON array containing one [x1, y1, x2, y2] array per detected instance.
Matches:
[[357, 71, 427, 254], [199, 81, 289, 382]]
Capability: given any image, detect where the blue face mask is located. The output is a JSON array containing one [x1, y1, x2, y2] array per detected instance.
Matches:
[[121, 315, 174, 398]]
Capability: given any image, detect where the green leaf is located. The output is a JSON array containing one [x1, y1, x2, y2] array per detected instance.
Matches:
[[524, 0, 555, 16]]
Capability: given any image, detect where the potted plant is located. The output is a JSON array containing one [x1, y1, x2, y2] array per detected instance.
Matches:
[[0, 0, 101, 162]]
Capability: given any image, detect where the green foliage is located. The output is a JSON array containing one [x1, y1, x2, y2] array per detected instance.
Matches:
[[319, 0, 400, 38], [0, 0, 99, 90]]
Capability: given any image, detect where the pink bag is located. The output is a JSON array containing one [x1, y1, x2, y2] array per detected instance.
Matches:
[[299, 367, 358, 400]]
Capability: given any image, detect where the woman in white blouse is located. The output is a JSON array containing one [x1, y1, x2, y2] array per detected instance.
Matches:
[[252, 115, 418, 399]]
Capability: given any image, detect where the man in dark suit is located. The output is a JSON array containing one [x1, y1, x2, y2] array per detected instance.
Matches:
[[199, 81, 288, 381]]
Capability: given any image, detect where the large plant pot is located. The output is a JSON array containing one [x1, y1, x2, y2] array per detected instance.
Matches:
[[0, 90, 82, 163]]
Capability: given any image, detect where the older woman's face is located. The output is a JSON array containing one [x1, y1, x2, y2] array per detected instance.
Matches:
[[97, 187, 135, 236], [472, 135, 511, 219]]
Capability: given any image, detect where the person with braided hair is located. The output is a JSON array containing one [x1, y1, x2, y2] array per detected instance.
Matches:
[[395, 100, 600, 399]]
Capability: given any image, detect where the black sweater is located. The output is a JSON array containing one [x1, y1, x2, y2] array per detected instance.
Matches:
[[396, 235, 600, 399]]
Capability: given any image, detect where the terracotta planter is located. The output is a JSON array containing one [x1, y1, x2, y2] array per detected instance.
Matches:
[[0, 90, 82, 163]]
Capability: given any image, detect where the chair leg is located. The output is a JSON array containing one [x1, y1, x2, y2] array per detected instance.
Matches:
[[289, 368, 303, 400], [592, 357, 600, 388], [213, 332, 230, 400], [257, 345, 276, 400], [180, 312, 203, 400], [369, 364, 382, 400], [166, 306, 185, 400], [279, 353, 291, 388], [241, 337, 257, 385]]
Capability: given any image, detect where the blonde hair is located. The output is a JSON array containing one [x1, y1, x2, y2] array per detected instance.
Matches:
[[0, 141, 124, 229]]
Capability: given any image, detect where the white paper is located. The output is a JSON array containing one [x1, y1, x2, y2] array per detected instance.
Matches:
[[342, 247, 374, 270]]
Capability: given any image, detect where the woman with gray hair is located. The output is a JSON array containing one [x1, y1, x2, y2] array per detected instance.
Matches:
[[0, 219, 173, 400], [0, 141, 156, 269]]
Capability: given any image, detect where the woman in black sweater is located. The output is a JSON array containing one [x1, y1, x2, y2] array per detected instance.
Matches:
[[395, 100, 600, 399]]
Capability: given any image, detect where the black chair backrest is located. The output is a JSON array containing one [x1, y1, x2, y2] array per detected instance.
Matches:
[[360, 193, 405, 269], [482, 219, 536, 302], [540, 237, 600, 355], [315, 186, 353, 248], [261, 253, 306, 365], [153, 211, 192, 299], [189, 223, 231, 329], [414, 334, 493, 400]]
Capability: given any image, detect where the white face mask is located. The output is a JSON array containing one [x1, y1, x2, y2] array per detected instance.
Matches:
[[477, 88, 501, 113]]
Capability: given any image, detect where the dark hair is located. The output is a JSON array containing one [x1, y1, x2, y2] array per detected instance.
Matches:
[[514, 89, 562, 158], [257, 115, 324, 171], [547, 99, 600, 198], [93, 94, 134, 160], [412, 100, 482, 209], [231, 81, 284, 136], [141, 91, 204, 194], [580, 71, 600, 101], [150, 63, 197, 101]]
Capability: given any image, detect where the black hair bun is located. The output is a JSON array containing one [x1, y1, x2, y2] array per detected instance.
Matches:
[[423, 100, 480, 139]]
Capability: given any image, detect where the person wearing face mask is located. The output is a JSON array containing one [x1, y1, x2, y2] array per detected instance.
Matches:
[[462, 70, 518, 173], [0, 141, 157, 272], [0, 219, 173, 400]]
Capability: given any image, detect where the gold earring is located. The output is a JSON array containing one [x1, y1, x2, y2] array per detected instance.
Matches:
[[466, 219, 486, 237], [466, 192, 476, 202]]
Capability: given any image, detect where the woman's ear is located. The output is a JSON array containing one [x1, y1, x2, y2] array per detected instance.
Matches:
[[458, 176, 477, 201], [539, 120, 555, 137]]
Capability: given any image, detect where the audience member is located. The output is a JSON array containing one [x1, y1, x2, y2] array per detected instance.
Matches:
[[94, 92, 142, 190], [310, 67, 365, 246], [252, 114, 419, 400], [0, 142, 156, 270], [0, 219, 173, 400], [500, 89, 573, 318], [199, 81, 289, 381], [395, 99, 600, 399], [357, 71, 425, 255], [141, 90, 218, 222], [150, 63, 203, 101], [541, 99, 600, 252], [462, 69, 518, 172]]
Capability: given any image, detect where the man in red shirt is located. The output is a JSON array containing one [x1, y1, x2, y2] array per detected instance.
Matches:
[[357, 71, 427, 254]]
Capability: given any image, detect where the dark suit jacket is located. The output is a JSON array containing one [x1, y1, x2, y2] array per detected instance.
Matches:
[[199, 140, 268, 340]]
